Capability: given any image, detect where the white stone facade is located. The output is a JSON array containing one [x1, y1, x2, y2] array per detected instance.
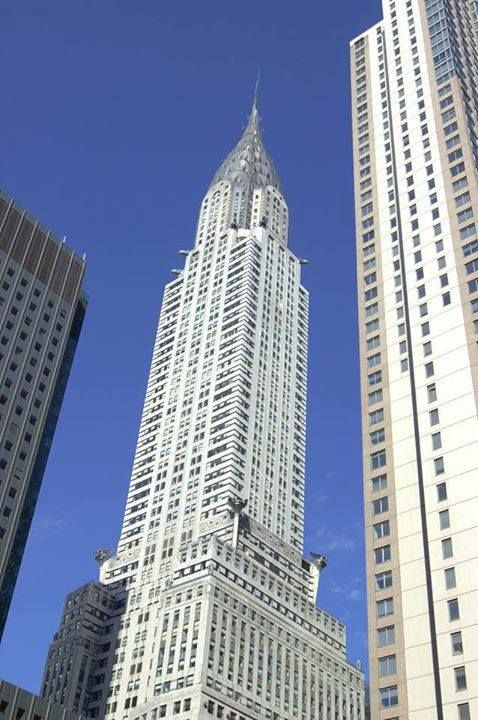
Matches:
[[43, 99, 364, 720]]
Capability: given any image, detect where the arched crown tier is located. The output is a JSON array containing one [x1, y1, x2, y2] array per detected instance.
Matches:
[[208, 82, 282, 227]]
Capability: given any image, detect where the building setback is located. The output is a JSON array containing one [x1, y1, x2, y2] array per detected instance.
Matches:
[[42, 95, 364, 719], [0, 190, 86, 639], [351, 2, 478, 719]]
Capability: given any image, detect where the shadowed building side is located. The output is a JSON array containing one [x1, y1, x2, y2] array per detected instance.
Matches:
[[0, 191, 86, 639]]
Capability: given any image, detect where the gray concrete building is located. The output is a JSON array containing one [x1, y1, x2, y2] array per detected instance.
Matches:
[[42, 94, 364, 719], [0, 190, 86, 639], [0, 679, 85, 720], [351, 2, 478, 719]]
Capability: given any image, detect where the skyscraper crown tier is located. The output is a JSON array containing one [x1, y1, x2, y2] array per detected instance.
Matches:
[[208, 95, 281, 228], [43, 93, 364, 720]]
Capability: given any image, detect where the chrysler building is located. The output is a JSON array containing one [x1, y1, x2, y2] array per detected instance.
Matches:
[[42, 90, 364, 720]]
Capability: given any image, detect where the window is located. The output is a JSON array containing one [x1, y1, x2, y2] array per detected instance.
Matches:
[[375, 545, 391, 564], [442, 108, 456, 123], [432, 432, 442, 450], [451, 162, 465, 178], [455, 667, 467, 691], [369, 390, 383, 405], [377, 625, 395, 647], [371, 450, 386, 470], [430, 409, 440, 425], [445, 567, 456, 589], [439, 510, 450, 529], [368, 352, 381, 367], [378, 655, 397, 677], [458, 207, 473, 224], [458, 704, 471, 720], [377, 597, 394, 617], [448, 598, 460, 621], [426, 362, 435, 378], [371, 429, 385, 445], [366, 318, 380, 334], [453, 177, 468, 192], [376, 570, 393, 590], [442, 538, 453, 559], [461, 224, 477, 241], [468, 278, 478, 294], [370, 409, 384, 425], [466, 258, 478, 275], [437, 482, 447, 502], [374, 520, 390, 539], [427, 384, 437, 402], [379, 686, 398, 708], [451, 631, 463, 655], [373, 496, 389, 515], [462, 239, 478, 257], [368, 370, 382, 386], [434, 457, 445, 476], [372, 474, 388, 492], [363, 244, 375, 257]]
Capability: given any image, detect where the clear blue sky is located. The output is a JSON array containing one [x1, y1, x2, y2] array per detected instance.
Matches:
[[0, 0, 380, 690]]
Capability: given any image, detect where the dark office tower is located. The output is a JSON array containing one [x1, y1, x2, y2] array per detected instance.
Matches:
[[0, 190, 86, 639]]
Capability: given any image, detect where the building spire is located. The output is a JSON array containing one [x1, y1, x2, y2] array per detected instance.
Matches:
[[252, 70, 261, 117], [208, 77, 281, 196]]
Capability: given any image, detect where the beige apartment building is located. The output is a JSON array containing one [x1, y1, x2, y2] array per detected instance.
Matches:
[[351, 1, 478, 719]]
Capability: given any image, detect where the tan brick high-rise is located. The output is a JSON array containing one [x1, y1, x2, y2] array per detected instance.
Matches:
[[351, 2, 478, 719]]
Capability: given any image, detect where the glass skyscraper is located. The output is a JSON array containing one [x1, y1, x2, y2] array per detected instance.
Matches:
[[0, 190, 86, 639]]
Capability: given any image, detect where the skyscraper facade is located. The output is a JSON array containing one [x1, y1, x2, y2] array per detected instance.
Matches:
[[351, 2, 478, 719], [42, 98, 364, 720], [0, 190, 86, 639]]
